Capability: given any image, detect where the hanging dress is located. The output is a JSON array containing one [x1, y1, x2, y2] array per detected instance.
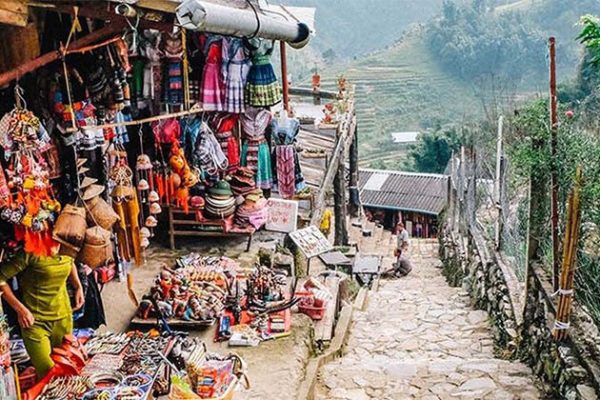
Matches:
[[241, 107, 272, 190], [271, 117, 306, 198], [245, 39, 282, 107], [200, 36, 225, 112], [222, 37, 251, 114]]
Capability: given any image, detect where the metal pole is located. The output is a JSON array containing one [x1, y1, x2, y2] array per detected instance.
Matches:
[[549, 37, 560, 292], [280, 41, 290, 114]]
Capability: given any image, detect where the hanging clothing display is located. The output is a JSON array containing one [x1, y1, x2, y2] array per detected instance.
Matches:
[[222, 37, 251, 114], [163, 32, 184, 105], [213, 114, 240, 172], [201, 36, 225, 111], [245, 39, 282, 107], [271, 117, 306, 198], [241, 107, 273, 190]]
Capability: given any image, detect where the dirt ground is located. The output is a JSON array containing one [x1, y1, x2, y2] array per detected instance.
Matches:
[[100, 231, 315, 399]]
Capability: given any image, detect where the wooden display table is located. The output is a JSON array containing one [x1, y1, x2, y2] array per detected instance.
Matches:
[[167, 206, 254, 251]]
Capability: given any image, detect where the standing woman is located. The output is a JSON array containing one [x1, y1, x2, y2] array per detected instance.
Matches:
[[0, 251, 84, 378]]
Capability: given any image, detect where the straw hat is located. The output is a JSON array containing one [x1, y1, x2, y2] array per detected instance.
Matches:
[[78, 166, 90, 175], [82, 184, 105, 201], [76, 158, 88, 169], [80, 176, 98, 189]]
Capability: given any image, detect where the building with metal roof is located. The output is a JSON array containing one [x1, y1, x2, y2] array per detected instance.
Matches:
[[359, 168, 450, 237]]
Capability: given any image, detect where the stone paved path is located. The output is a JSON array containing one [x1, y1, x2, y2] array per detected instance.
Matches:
[[316, 239, 542, 400]]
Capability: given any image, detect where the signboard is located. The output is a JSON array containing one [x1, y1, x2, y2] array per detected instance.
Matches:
[[289, 225, 333, 258], [266, 199, 298, 233]]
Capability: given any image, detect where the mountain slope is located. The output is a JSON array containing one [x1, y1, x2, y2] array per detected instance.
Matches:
[[284, 0, 443, 58], [314, 29, 480, 169]]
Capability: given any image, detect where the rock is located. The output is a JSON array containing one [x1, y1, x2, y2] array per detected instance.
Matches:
[[453, 377, 497, 396], [385, 362, 418, 379], [329, 387, 348, 399], [467, 310, 489, 325], [344, 388, 370, 400], [458, 360, 500, 374], [576, 385, 598, 400]]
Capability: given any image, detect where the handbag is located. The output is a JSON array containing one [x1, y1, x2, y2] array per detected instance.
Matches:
[[78, 226, 114, 269], [53, 204, 87, 250]]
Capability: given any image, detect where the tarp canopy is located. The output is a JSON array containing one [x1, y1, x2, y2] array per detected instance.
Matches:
[[106, 0, 315, 47]]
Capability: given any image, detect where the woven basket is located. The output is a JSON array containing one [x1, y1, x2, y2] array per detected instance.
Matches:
[[53, 204, 87, 249], [78, 226, 113, 269], [58, 242, 79, 259], [86, 196, 120, 230]]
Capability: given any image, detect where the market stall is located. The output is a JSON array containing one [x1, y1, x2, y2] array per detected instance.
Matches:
[[0, 0, 315, 397]]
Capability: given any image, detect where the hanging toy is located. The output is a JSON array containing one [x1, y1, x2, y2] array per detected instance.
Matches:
[[0, 88, 60, 256]]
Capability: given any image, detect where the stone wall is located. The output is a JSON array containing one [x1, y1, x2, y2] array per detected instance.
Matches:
[[440, 226, 600, 399], [521, 265, 599, 399], [439, 228, 521, 354]]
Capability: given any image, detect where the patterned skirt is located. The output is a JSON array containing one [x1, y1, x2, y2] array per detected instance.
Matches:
[[201, 62, 224, 111], [241, 141, 272, 189], [225, 62, 250, 114], [245, 63, 282, 107]]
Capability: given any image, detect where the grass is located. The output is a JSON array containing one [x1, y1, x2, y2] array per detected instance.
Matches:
[[309, 29, 481, 170]]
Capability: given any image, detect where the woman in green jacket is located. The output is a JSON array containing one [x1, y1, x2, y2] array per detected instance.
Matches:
[[0, 251, 84, 378]]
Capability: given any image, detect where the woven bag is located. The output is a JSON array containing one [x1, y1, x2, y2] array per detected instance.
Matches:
[[78, 226, 113, 269], [53, 204, 87, 250], [86, 196, 120, 230]]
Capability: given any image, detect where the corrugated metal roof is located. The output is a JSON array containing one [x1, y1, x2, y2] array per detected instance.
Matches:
[[359, 169, 449, 215]]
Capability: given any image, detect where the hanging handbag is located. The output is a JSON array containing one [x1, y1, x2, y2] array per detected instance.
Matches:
[[53, 204, 87, 250], [78, 226, 114, 269], [86, 196, 120, 230]]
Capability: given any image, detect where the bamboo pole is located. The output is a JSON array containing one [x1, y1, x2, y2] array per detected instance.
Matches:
[[65, 106, 204, 133], [553, 166, 583, 341]]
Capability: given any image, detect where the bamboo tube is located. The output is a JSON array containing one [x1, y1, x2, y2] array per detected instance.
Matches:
[[553, 166, 583, 341]]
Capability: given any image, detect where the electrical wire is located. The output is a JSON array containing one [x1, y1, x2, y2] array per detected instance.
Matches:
[[245, 0, 261, 39]]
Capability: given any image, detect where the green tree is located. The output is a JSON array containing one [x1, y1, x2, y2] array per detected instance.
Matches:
[[409, 126, 461, 173]]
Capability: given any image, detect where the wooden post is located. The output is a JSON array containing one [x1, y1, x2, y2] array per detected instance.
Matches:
[[280, 41, 290, 114], [471, 145, 477, 226], [334, 142, 349, 246], [549, 37, 560, 292], [458, 146, 466, 234], [348, 125, 359, 217]]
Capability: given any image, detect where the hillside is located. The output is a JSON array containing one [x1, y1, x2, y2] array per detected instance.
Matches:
[[303, 0, 600, 170], [284, 0, 443, 58], [314, 29, 480, 170]]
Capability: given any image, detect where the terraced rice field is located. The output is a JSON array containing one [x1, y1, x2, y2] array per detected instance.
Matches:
[[311, 30, 481, 169]]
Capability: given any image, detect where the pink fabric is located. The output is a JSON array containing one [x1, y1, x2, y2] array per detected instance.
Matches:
[[201, 41, 225, 111], [276, 145, 295, 199]]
